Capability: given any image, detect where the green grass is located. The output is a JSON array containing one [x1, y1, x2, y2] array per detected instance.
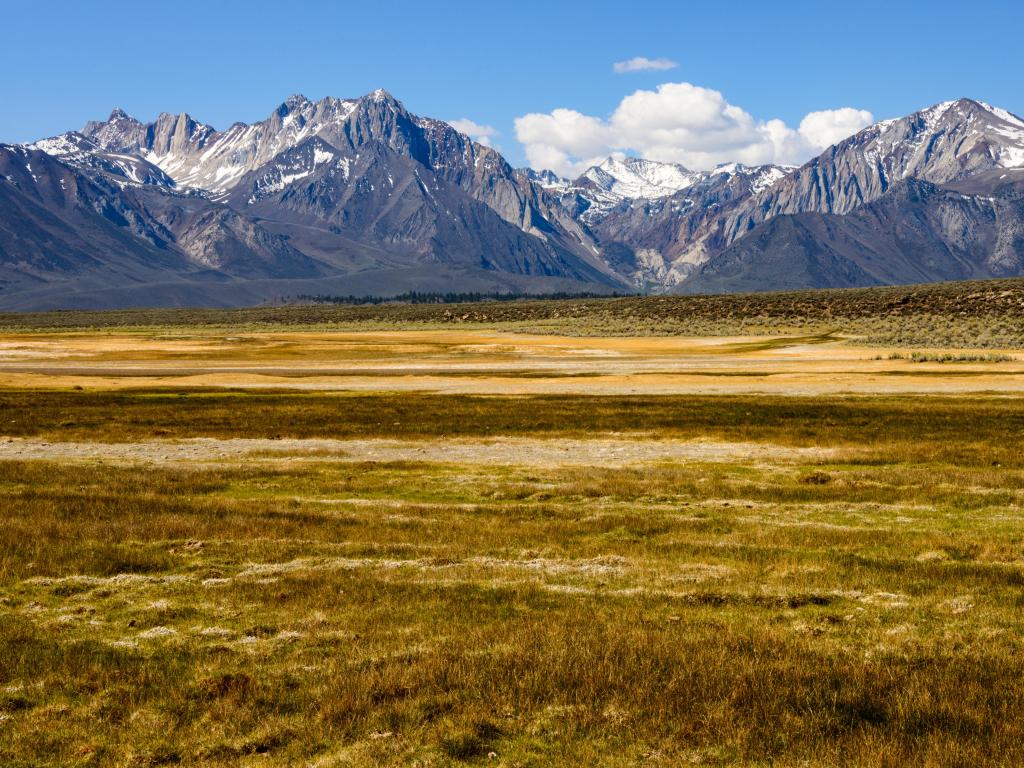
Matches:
[[4, 390, 1024, 468], [2, 392, 1024, 765], [3, 277, 1024, 347], [887, 351, 1015, 363]]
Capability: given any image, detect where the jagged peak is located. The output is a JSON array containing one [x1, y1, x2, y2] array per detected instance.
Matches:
[[345, 89, 410, 123], [964, 99, 1024, 127], [712, 162, 784, 174], [920, 99, 983, 126], [277, 93, 311, 117], [358, 89, 408, 114], [579, 155, 701, 197], [108, 107, 135, 122], [520, 167, 571, 190], [151, 111, 216, 138], [599, 155, 691, 174], [27, 131, 97, 157], [903, 98, 1024, 131], [156, 110, 195, 122]]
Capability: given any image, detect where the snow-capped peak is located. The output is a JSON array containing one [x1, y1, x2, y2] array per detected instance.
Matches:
[[520, 168, 571, 190], [978, 101, 1024, 130], [917, 100, 958, 129], [854, 98, 1024, 176], [26, 130, 177, 189], [909, 98, 1024, 139], [580, 156, 701, 200], [75, 93, 371, 194], [28, 132, 97, 158]]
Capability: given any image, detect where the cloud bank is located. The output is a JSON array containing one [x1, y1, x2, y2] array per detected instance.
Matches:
[[613, 57, 679, 74], [514, 82, 873, 177], [448, 118, 499, 147]]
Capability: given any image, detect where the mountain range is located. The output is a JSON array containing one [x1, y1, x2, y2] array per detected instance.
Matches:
[[2, 91, 1024, 309]]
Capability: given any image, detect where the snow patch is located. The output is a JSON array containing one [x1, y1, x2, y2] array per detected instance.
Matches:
[[582, 156, 700, 200]]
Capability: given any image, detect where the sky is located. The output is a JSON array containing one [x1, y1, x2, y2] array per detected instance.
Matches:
[[3, 0, 1023, 174]]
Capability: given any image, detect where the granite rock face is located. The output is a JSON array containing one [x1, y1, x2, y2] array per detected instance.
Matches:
[[2, 91, 629, 309], [681, 177, 1024, 293], [721, 99, 1024, 244]]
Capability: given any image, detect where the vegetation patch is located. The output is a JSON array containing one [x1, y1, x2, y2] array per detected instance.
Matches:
[[887, 351, 1014, 363], [1, 388, 1023, 765], [4, 277, 1024, 348]]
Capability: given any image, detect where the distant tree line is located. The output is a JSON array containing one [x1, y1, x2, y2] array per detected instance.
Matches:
[[286, 290, 629, 305]]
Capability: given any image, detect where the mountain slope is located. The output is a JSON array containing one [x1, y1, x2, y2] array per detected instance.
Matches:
[[78, 91, 622, 282], [572, 157, 704, 219], [29, 132, 179, 189], [9, 92, 1024, 307], [561, 98, 1024, 293], [722, 99, 1024, 244], [567, 162, 790, 287], [1, 144, 189, 282], [77, 90, 608, 275], [3, 91, 630, 309], [229, 137, 612, 284], [681, 177, 1024, 293], [0, 144, 334, 306]]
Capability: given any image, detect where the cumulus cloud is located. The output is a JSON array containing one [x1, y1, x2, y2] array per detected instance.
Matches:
[[613, 57, 679, 74], [514, 82, 874, 177], [448, 118, 499, 147], [512, 108, 614, 177], [797, 108, 875, 150]]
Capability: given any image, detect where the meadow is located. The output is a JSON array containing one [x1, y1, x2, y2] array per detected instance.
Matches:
[[1, 282, 1023, 766], [2, 277, 1024, 348]]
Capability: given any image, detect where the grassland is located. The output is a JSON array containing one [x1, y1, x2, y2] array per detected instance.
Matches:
[[1, 281, 1023, 766], [2, 277, 1024, 348]]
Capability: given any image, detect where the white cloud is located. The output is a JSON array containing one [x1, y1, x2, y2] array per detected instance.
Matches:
[[514, 82, 874, 177], [513, 108, 614, 177], [613, 57, 679, 74], [797, 108, 875, 150], [448, 118, 499, 147]]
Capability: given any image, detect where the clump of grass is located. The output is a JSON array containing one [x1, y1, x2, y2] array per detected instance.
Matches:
[[888, 351, 1013, 363]]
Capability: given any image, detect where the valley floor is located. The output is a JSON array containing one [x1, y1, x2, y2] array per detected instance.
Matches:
[[1, 317, 1023, 766], [1, 328, 1024, 396]]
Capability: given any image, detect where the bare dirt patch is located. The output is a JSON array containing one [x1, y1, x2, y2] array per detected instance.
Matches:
[[0, 435, 831, 467]]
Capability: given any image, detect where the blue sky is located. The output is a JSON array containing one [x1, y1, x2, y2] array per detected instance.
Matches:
[[3, 0, 1022, 171]]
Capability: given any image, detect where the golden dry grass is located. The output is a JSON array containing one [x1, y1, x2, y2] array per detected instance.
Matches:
[[0, 328, 1021, 396], [1, 310, 1023, 766]]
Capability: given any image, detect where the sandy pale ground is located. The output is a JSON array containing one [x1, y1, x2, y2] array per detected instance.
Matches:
[[0, 436, 832, 467], [0, 329, 1022, 395]]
